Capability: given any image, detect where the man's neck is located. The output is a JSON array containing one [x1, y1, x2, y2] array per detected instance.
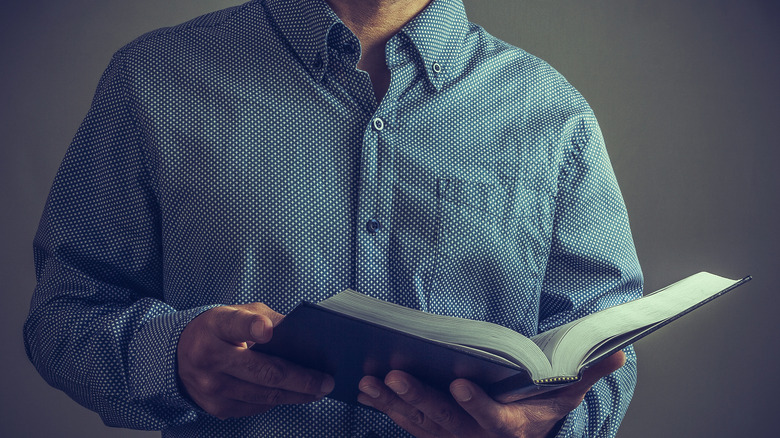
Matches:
[[326, 0, 432, 101]]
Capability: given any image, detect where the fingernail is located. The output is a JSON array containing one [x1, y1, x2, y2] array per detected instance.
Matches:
[[320, 376, 335, 394], [250, 319, 266, 341], [359, 384, 381, 399], [386, 380, 408, 395], [451, 384, 472, 402]]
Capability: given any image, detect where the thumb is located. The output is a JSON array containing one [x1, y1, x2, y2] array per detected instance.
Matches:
[[211, 305, 275, 345], [527, 350, 627, 415], [564, 350, 627, 396], [580, 350, 626, 386]]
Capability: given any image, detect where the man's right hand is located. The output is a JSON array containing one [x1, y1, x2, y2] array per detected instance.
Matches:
[[177, 302, 335, 419]]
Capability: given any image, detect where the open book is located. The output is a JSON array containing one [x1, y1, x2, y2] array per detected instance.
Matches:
[[251, 272, 750, 404]]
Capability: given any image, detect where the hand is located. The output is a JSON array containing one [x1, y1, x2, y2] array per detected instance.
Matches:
[[177, 303, 335, 419], [357, 350, 626, 438]]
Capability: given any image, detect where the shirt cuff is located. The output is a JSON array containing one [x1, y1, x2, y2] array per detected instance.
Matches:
[[127, 304, 220, 422]]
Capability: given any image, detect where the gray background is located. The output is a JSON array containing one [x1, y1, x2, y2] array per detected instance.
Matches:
[[1, 1, 778, 436]]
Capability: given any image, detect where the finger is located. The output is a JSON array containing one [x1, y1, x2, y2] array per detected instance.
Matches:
[[504, 349, 629, 425], [384, 370, 474, 434], [581, 350, 626, 386], [358, 375, 452, 438], [236, 302, 286, 327], [226, 348, 335, 397], [188, 387, 274, 420], [210, 305, 275, 345], [559, 350, 627, 398], [187, 372, 325, 420], [186, 383, 275, 420], [449, 378, 511, 433], [213, 372, 326, 406]]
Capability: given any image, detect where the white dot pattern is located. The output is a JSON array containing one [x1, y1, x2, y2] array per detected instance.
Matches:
[[24, 0, 643, 437]]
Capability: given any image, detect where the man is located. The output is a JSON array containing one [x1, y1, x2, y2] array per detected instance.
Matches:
[[24, 0, 643, 436]]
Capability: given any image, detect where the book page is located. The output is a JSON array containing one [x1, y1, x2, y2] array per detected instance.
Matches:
[[531, 272, 742, 376], [319, 290, 553, 378]]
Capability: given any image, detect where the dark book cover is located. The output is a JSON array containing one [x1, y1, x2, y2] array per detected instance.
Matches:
[[251, 303, 543, 405]]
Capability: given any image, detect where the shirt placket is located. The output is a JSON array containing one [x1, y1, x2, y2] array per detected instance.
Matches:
[[353, 34, 426, 303], [354, 103, 398, 302], [321, 29, 396, 301]]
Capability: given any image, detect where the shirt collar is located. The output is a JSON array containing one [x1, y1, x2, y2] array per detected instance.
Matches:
[[398, 0, 469, 91], [261, 0, 469, 91], [261, 0, 342, 82]]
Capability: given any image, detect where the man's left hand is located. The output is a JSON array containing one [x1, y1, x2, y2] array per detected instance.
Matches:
[[357, 350, 626, 438]]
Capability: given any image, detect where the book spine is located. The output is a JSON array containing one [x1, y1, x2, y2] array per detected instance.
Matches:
[[533, 376, 579, 385]]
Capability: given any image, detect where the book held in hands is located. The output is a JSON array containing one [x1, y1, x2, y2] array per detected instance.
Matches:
[[251, 272, 750, 404]]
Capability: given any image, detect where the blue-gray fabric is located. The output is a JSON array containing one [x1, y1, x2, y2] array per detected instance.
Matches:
[[24, 0, 643, 436]]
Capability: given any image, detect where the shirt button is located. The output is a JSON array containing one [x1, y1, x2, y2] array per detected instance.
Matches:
[[366, 218, 381, 234], [432, 62, 442, 74], [372, 117, 385, 131]]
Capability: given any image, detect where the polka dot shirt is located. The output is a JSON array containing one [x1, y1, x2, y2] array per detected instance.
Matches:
[[24, 0, 643, 436]]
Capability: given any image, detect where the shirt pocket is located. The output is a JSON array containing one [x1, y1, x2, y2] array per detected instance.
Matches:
[[437, 177, 546, 219], [426, 177, 553, 319]]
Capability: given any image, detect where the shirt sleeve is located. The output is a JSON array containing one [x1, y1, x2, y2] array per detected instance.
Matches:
[[23, 54, 211, 430], [538, 115, 643, 438]]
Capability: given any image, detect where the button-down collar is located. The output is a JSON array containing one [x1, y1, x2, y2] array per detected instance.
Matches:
[[398, 0, 469, 91], [261, 0, 341, 82], [262, 0, 469, 91]]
